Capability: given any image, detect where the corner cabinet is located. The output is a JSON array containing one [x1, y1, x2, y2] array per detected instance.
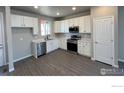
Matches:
[[54, 20, 69, 33], [59, 39, 67, 50], [46, 40, 59, 53], [11, 14, 39, 35]]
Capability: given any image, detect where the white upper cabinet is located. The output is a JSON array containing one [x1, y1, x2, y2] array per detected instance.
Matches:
[[79, 15, 91, 33], [11, 14, 24, 27], [84, 15, 91, 33], [60, 20, 65, 33], [23, 16, 33, 27], [54, 20, 69, 33], [11, 14, 39, 35], [54, 15, 91, 34], [68, 18, 74, 27], [73, 18, 79, 26], [79, 16, 85, 33], [54, 21, 58, 33], [54, 21, 60, 33], [64, 20, 69, 33], [32, 18, 39, 35]]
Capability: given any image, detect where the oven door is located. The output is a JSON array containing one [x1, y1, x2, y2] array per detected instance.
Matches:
[[67, 42, 77, 52]]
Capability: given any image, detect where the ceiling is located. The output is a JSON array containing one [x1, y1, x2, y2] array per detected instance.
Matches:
[[11, 6, 90, 18]]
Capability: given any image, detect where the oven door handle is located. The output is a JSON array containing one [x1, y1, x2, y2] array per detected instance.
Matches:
[[67, 42, 77, 45]]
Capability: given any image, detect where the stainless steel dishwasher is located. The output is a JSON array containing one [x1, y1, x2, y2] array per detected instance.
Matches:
[[37, 42, 46, 57], [32, 41, 46, 58]]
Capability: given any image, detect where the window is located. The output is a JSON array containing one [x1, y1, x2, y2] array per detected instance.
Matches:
[[41, 20, 51, 36]]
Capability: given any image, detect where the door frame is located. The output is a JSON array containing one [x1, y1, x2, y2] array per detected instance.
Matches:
[[93, 16, 115, 66], [0, 12, 6, 66]]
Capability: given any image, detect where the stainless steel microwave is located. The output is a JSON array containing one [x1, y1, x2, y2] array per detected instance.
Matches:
[[69, 26, 79, 33]]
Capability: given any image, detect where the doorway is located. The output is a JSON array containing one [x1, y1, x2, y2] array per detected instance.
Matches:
[[93, 16, 114, 66]]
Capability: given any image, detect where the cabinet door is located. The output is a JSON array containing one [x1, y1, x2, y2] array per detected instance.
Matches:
[[0, 48, 3, 66], [84, 16, 91, 33], [32, 18, 38, 35], [54, 21, 58, 33], [59, 39, 67, 50], [60, 20, 65, 33], [68, 18, 74, 27], [78, 46, 82, 54], [64, 20, 69, 33], [63, 40, 67, 50], [23, 16, 33, 27], [78, 41, 84, 55], [79, 17, 85, 33], [73, 18, 79, 26], [83, 42, 91, 57], [11, 14, 24, 27], [55, 40, 59, 49], [46, 41, 52, 53], [59, 40, 62, 48]]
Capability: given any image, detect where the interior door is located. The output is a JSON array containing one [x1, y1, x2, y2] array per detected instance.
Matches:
[[94, 16, 114, 65], [0, 13, 4, 67]]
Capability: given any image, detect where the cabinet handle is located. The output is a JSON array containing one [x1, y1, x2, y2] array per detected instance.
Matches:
[[95, 41, 98, 44], [111, 40, 113, 42]]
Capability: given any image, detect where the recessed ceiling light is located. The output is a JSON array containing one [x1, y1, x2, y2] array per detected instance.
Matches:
[[34, 6, 38, 9], [56, 12, 60, 16], [72, 6, 76, 11]]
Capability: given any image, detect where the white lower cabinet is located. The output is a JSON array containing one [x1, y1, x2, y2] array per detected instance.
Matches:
[[78, 40, 91, 57], [59, 39, 67, 50], [46, 40, 59, 53]]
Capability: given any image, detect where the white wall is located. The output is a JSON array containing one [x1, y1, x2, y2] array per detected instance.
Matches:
[[12, 28, 34, 61]]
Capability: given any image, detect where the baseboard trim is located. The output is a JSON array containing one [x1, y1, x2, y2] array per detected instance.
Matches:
[[91, 57, 95, 61], [9, 67, 14, 72], [118, 59, 124, 63], [112, 64, 119, 68], [13, 55, 32, 63]]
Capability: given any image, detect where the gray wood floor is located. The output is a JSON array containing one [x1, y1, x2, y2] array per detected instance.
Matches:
[[8, 49, 123, 76], [1, 49, 124, 76]]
